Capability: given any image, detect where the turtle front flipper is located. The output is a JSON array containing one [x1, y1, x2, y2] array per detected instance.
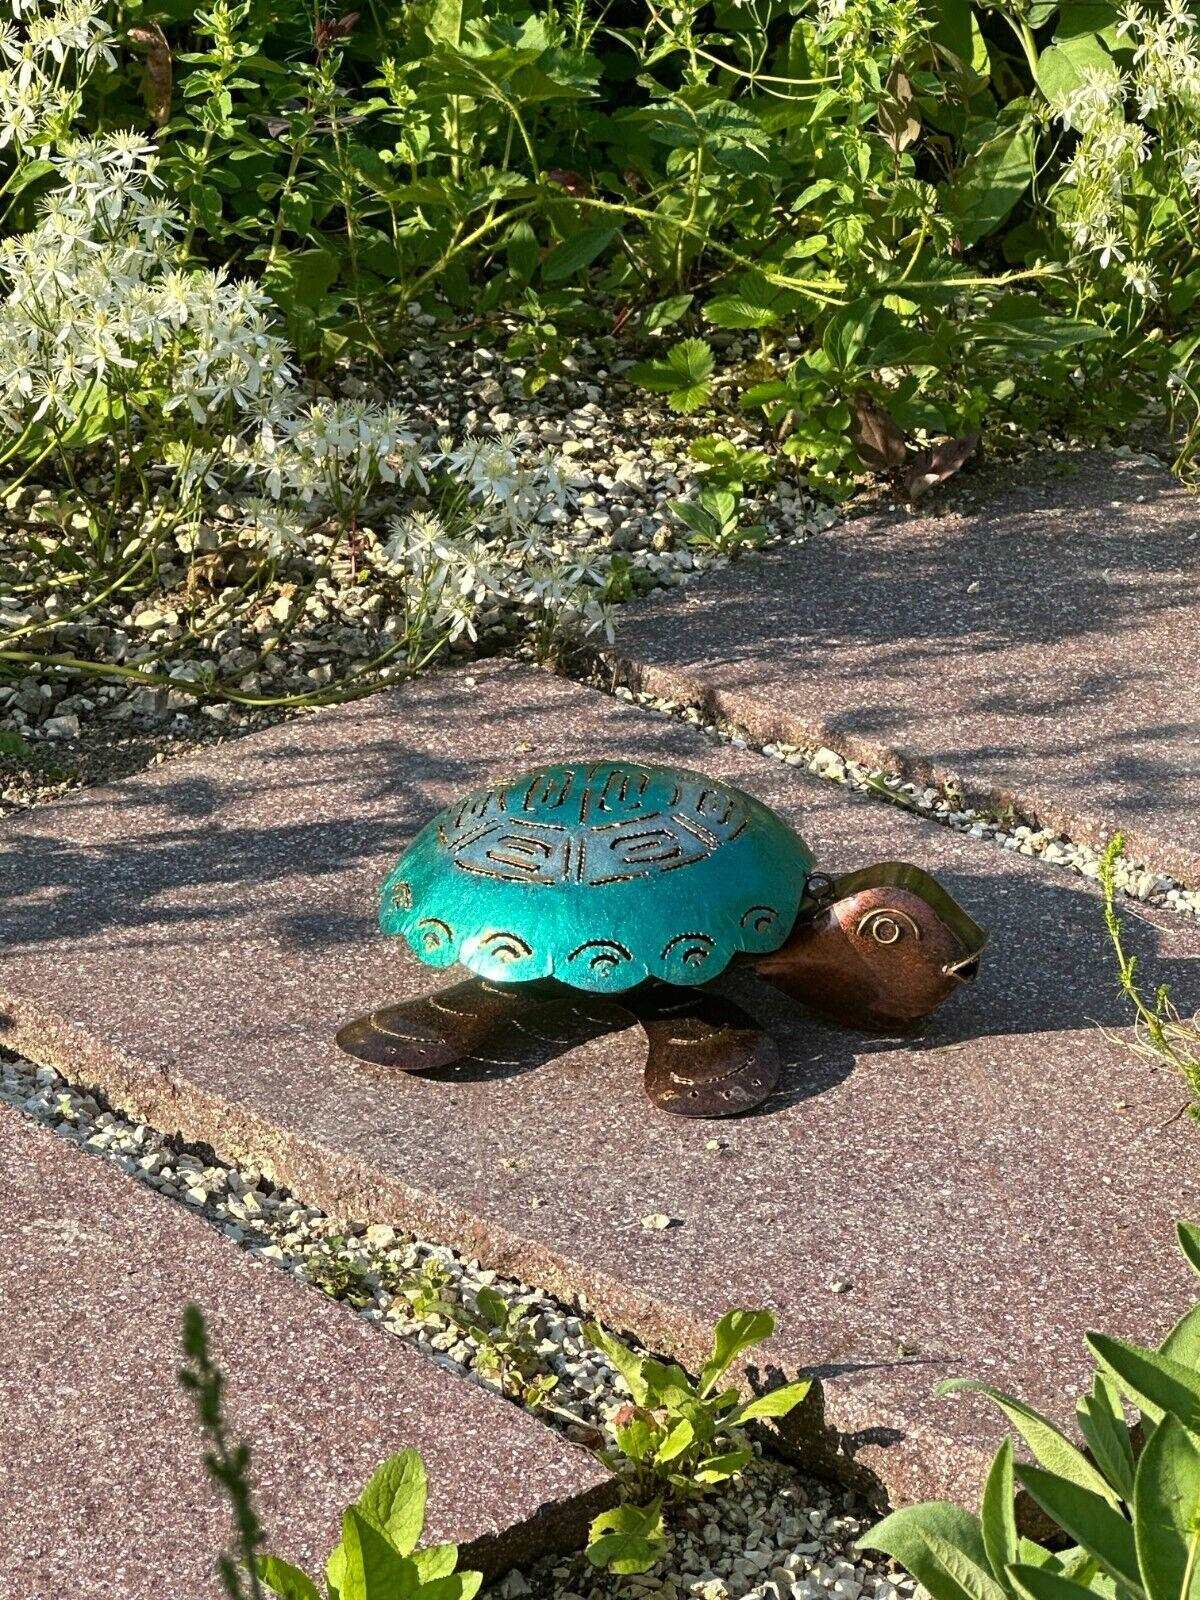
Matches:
[[336, 977, 633, 1080], [634, 987, 781, 1118]]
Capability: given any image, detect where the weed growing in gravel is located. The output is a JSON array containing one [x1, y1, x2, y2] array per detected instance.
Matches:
[[1100, 833, 1200, 1119], [584, 1309, 811, 1574], [864, 1219, 1200, 1600], [179, 1303, 483, 1600]]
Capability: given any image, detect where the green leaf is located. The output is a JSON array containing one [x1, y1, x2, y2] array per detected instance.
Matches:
[[943, 121, 1035, 246], [695, 1446, 753, 1483], [615, 1414, 659, 1463], [1014, 1465, 1141, 1591], [586, 1501, 667, 1576], [921, 1533, 1010, 1600], [700, 1310, 776, 1394], [355, 1450, 428, 1556], [1133, 1417, 1200, 1600], [930, 0, 990, 76], [1161, 1304, 1200, 1369], [1035, 32, 1115, 102], [340, 1507, 417, 1600], [1088, 1333, 1200, 1430], [627, 339, 714, 415], [586, 1324, 650, 1405], [704, 293, 782, 329], [1006, 1562, 1102, 1600], [257, 1555, 321, 1600], [655, 1417, 695, 1464], [419, 1573, 483, 1600], [542, 225, 618, 284], [734, 1379, 812, 1424], [821, 299, 878, 375], [938, 1381, 1120, 1504], [1076, 1376, 1136, 1502], [981, 1440, 1019, 1584], [643, 293, 693, 332], [861, 1502, 992, 1600], [1178, 1224, 1200, 1280], [412, 1545, 459, 1582]]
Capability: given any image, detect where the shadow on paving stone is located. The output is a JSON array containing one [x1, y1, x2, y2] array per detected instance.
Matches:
[[609, 449, 1200, 881], [4, 660, 1200, 1519]]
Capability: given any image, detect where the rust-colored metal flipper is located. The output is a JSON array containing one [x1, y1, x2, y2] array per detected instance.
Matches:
[[637, 990, 781, 1118], [337, 978, 634, 1081], [336, 978, 560, 1072]]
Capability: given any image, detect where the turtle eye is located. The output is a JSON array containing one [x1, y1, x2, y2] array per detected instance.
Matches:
[[857, 907, 921, 945]]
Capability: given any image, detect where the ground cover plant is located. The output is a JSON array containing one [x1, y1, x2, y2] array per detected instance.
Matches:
[[1100, 834, 1200, 1118], [180, 1303, 486, 1600], [1, 0, 1198, 720], [863, 1219, 1200, 1600]]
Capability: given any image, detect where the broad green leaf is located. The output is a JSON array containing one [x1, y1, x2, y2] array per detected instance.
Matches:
[[981, 1440, 1019, 1584], [700, 1310, 776, 1394], [943, 121, 1035, 246], [419, 1573, 483, 1600], [1006, 1561, 1102, 1600], [939, 1380, 1120, 1504], [542, 225, 618, 284], [627, 339, 714, 415], [703, 294, 782, 329], [586, 1500, 667, 1576], [1133, 1417, 1200, 1600], [922, 1533, 1009, 1600], [695, 1446, 753, 1483], [412, 1544, 459, 1583], [616, 1414, 659, 1462], [1161, 1304, 1200, 1368], [655, 1417, 695, 1464], [340, 1507, 417, 1600], [1035, 33, 1115, 103], [1178, 1223, 1200, 1280], [585, 1324, 650, 1405], [1014, 1465, 1141, 1591], [861, 1502, 991, 1600], [1088, 1333, 1200, 1430], [734, 1379, 813, 1424], [355, 1450, 428, 1555], [930, 0, 990, 76], [643, 293, 693, 331], [1076, 1376, 1136, 1502], [822, 299, 878, 375], [257, 1555, 321, 1600]]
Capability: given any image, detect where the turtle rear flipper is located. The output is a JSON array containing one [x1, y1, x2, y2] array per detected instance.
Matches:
[[336, 978, 631, 1078], [636, 989, 781, 1117]]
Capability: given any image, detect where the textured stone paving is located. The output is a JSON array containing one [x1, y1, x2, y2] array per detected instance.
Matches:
[[0, 1100, 610, 1600], [5, 660, 1200, 1514], [611, 450, 1200, 880]]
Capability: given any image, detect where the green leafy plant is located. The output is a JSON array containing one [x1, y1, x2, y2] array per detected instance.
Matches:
[[583, 1308, 811, 1573], [670, 488, 766, 556], [863, 1220, 1200, 1600], [626, 339, 716, 416], [179, 1303, 483, 1600], [1100, 834, 1200, 1120]]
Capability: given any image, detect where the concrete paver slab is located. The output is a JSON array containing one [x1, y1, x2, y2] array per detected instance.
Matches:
[[0, 1100, 611, 1600], [611, 450, 1200, 879]]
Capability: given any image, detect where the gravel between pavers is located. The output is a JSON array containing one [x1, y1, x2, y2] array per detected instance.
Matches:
[[583, 670, 1200, 924], [0, 1050, 910, 1600]]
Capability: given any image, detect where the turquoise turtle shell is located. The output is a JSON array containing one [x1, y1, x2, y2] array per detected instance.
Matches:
[[379, 761, 815, 993]]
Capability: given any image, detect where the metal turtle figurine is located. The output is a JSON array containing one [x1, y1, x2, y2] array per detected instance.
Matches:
[[337, 760, 986, 1117]]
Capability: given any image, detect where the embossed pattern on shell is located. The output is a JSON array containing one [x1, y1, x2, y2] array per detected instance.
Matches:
[[380, 761, 815, 991]]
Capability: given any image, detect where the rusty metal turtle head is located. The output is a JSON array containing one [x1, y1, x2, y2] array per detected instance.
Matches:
[[753, 862, 986, 1031]]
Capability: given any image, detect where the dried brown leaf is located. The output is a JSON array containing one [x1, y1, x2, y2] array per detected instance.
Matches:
[[128, 23, 171, 128], [906, 434, 979, 503], [850, 391, 909, 473]]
